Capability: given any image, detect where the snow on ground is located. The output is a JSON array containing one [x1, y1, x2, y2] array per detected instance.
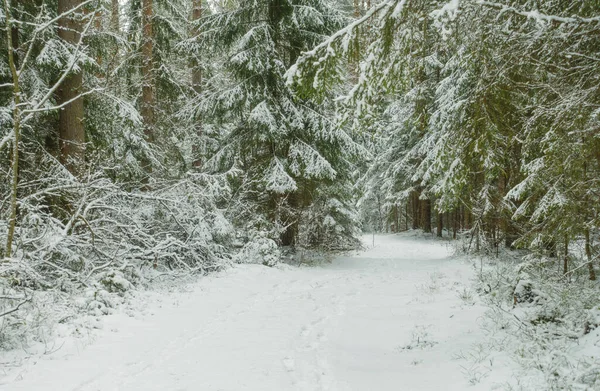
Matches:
[[0, 233, 516, 390]]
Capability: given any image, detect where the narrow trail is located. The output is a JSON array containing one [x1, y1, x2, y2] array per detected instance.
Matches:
[[1, 234, 512, 390]]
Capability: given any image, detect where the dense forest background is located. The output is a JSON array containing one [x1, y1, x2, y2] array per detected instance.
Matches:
[[1, 0, 599, 373]]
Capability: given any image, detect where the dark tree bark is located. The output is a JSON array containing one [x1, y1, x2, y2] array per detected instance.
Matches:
[[11, 25, 18, 68], [563, 235, 569, 275], [111, 0, 119, 32], [279, 192, 298, 247], [422, 198, 431, 233], [585, 229, 596, 281], [57, 0, 85, 175], [141, 0, 154, 143], [411, 191, 420, 230], [453, 209, 458, 239]]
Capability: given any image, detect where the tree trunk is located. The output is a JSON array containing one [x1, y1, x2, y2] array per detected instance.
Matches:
[[141, 0, 155, 143], [582, 160, 596, 280], [57, 0, 85, 175], [585, 229, 596, 281], [436, 212, 443, 237], [453, 209, 458, 239], [111, 0, 119, 32], [280, 192, 298, 247], [3, 0, 21, 258], [11, 25, 18, 68], [411, 191, 419, 230], [563, 235, 569, 275], [422, 198, 431, 233], [463, 206, 470, 230], [191, 0, 203, 168]]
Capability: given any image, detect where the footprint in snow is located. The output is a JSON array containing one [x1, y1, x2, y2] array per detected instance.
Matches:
[[282, 357, 295, 372], [301, 325, 311, 336]]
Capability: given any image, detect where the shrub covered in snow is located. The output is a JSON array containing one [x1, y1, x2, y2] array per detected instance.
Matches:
[[475, 253, 600, 389], [0, 167, 234, 348], [233, 235, 280, 267], [297, 194, 362, 252]]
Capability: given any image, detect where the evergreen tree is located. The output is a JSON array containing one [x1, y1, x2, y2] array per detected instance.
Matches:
[[196, 0, 362, 249]]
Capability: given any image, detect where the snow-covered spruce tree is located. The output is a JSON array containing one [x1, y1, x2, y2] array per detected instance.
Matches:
[[195, 0, 362, 251], [417, 2, 529, 250], [498, 1, 600, 279]]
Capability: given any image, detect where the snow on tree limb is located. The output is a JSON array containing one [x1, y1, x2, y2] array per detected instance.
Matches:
[[478, 1, 600, 24], [285, 0, 399, 89], [0, 134, 11, 152]]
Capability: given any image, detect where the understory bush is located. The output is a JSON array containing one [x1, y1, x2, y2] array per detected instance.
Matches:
[[0, 156, 234, 348], [233, 234, 280, 267], [474, 248, 600, 390]]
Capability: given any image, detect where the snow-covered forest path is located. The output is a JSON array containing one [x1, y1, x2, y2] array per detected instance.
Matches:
[[2, 234, 512, 390]]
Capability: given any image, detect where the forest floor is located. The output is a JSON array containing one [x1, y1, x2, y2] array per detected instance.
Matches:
[[0, 233, 520, 390]]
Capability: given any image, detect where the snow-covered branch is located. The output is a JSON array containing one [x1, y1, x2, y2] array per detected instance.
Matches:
[[21, 12, 96, 125], [478, 1, 600, 24]]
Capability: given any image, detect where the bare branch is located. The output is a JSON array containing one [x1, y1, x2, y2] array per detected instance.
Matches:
[[21, 11, 97, 125], [22, 88, 103, 115], [0, 297, 31, 318]]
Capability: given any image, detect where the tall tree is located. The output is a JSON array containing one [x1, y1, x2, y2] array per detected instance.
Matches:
[[3, 0, 21, 258], [190, 0, 202, 167], [141, 0, 155, 143], [57, 0, 85, 174], [198, 0, 362, 248]]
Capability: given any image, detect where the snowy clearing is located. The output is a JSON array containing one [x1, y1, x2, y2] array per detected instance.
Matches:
[[1, 234, 515, 390]]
